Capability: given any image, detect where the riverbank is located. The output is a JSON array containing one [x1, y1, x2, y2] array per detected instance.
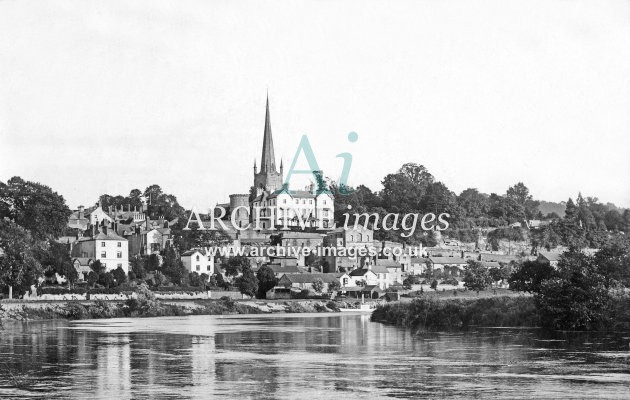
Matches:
[[371, 295, 630, 331], [0, 297, 352, 321], [371, 296, 541, 330]]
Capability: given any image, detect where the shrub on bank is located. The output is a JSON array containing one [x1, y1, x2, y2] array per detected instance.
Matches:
[[371, 296, 539, 330]]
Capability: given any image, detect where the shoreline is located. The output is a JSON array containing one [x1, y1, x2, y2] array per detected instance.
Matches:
[[0, 298, 357, 321]]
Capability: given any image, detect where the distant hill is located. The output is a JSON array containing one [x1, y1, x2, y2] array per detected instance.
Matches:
[[538, 201, 566, 217]]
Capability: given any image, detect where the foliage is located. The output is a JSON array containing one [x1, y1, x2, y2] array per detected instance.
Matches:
[[112, 266, 127, 285], [222, 256, 251, 277], [0, 176, 71, 240], [508, 260, 556, 293], [371, 297, 539, 330], [161, 245, 187, 284], [328, 280, 341, 292], [463, 260, 492, 293], [235, 265, 257, 298], [311, 279, 325, 293], [534, 248, 612, 330], [255, 265, 277, 299], [0, 219, 43, 297]]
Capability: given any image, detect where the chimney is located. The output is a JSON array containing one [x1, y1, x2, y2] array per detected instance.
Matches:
[[103, 225, 108, 235], [78, 205, 84, 220]]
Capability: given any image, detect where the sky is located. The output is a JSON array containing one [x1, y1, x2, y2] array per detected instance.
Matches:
[[1, 0, 629, 211]]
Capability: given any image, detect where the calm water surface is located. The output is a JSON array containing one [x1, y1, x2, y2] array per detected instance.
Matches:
[[0, 313, 629, 399]]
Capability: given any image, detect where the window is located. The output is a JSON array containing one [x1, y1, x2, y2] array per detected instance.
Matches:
[[283, 199, 287, 204], [101, 251, 106, 258], [101, 242, 105, 247], [117, 251, 122, 258], [117, 242, 122, 247], [196, 265, 200, 271], [309, 200, 312, 204], [196, 255, 200, 261]]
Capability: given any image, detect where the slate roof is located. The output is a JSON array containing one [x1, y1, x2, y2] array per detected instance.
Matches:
[[374, 259, 402, 268], [281, 273, 339, 284], [429, 257, 468, 265], [268, 264, 301, 274], [348, 268, 377, 277], [538, 250, 562, 262]]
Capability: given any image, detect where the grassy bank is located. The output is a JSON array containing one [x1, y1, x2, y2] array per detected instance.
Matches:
[[371, 296, 540, 330], [0, 297, 345, 321]]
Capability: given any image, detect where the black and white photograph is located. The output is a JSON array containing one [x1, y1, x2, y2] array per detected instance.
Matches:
[[1, 0, 629, 398]]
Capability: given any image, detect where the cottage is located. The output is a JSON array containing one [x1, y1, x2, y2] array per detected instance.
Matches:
[[181, 249, 214, 275], [72, 258, 93, 281], [537, 250, 562, 267], [428, 257, 468, 276], [278, 273, 342, 293]]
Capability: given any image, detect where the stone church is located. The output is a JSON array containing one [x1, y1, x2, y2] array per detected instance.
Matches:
[[220, 96, 334, 232]]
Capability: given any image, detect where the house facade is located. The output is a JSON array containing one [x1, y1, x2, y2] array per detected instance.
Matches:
[[181, 249, 214, 275], [71, 227, 129, 273]]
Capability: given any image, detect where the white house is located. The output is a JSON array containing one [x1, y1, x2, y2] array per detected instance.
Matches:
[[181, 249, 214, 275], [71, 227, 129, 273], [251, 187, 335, 230]]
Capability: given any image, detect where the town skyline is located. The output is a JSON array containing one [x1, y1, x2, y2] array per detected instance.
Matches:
[[1, 0, 629, 209]]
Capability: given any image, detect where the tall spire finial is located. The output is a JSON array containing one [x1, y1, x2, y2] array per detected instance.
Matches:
[[260, 94, 276, 173]]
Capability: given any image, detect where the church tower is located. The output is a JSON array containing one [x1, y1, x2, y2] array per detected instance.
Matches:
[[253, 95, 284, 194]]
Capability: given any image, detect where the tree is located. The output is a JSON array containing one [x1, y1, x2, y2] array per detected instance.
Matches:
[[534, 248, 611, 330], [329, 280, 341, 293], [463, 261, 491, 294], [130, 256, 147, 279], [161, 245, 186, 284], [40, 240, 75, 284], [458, 188, 488, 218], [152, 271, 169, 287], [60, 261, 79, 288], [112, 266, 127, 285], [592, 237, 630, 288], [256, 265, 278, 299], [90, 260, 106, 276], [0, 219, 43, 298], [87, 271, 99, 288], [98, 272, 116, 288], [145, 254, 161, 272], [403, 275, 421, 289], [189, 272, 204, 287], [312, 279, 324, 293], [508, 259, 556, 293], [0, 177, 71, 240], [235, 265, 258, 298], [213, 272, 229, 289], [222, 256, 251, 277]]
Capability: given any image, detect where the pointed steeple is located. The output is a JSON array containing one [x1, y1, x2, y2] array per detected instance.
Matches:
[[260, 95, 277, 173]]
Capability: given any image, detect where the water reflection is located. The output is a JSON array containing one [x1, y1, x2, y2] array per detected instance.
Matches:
[[0, 314, 629, 399]]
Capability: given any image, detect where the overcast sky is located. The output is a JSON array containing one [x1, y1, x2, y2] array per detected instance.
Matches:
[[1, 0, 629, 211]]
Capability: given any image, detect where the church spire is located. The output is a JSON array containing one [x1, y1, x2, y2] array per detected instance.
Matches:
[[260, 94, 276, 173]]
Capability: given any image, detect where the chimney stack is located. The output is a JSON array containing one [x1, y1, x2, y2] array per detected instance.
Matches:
[[78, 205, 84, 220]]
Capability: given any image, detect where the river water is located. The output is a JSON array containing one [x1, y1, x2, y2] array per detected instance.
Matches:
[[0, 313, 629, 399]]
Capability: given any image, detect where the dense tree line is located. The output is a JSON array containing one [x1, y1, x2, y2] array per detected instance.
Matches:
[[327, 163, 628, 249]]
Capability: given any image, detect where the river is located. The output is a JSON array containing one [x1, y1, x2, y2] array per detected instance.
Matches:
[[0, 313, 629, 399]]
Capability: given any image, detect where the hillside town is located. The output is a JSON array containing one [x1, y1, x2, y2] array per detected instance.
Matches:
[[2, 97, 625, 305]]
